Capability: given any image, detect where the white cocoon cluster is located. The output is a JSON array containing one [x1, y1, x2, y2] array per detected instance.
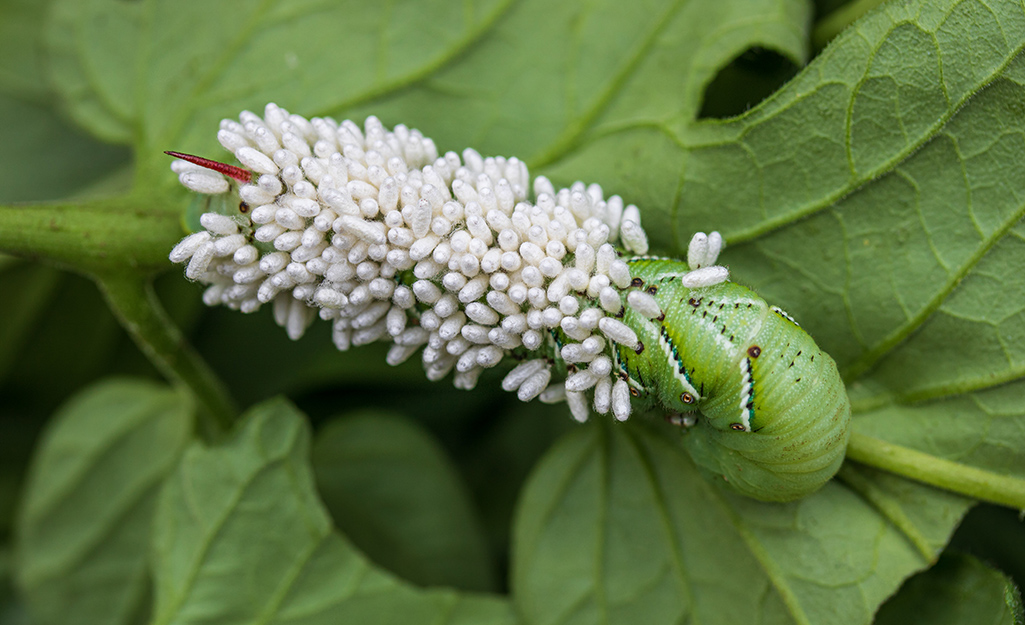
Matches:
[[169, 103, 730, 423]]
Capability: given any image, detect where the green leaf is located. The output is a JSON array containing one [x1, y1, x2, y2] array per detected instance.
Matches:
[[45, 0, 144, 145], [850, 219, 1025, 401], [0, 0, 55, 100], [13, 378, 194, 625], [0, 546, 30, 625], [0, 270, 128, 413], [151, 398, 515, 625], [0, 93, 131, 203], [43, 0, 810, 177], [0, 412, 41, 540], [311, 410, 496, 591], [675, 1, 1025, 245], [950, 504, 1025, 596], [0, 260, 61, 382], [512, 420, 973, 625], [460, 400, 578, 560], [875, 552, 1023, 625]]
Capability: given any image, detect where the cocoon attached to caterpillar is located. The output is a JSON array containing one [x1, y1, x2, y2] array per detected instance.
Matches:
[[168, 104, 850, 501]]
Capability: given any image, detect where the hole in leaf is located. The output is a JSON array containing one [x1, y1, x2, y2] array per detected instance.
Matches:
[[814, 0, 854, 20], [698, 47, 800, 119]]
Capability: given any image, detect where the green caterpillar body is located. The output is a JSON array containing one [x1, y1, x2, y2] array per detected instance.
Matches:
[[616, 257, 850, 501]]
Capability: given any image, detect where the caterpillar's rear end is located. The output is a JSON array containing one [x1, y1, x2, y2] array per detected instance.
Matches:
[[681, 306, 850, 501], [622, 259, 850, 502]]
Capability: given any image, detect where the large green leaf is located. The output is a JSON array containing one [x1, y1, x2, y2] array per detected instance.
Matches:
[[0, 270, 130, 413], [512, 420, 972, 625], [13, 378, 194, 625], [0, 260, 60, 382], [950, 504, 1025, 595], [875, 552, 1023, 625], [150, 398, 515, 625], [460, 400, 578, 561], [311, 410, 496, 591], [0, 94, 130, 203], [0, 0, 55, 100], [1, 546, 29, 625], [42, 0, 810, 182]]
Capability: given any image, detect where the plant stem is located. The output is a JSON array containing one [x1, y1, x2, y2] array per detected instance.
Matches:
[[0, 195, 181, 275], [0, 192, 236, 436], [846, 432, 1025, 510], [97, 272, 237, 437], [812, 0, 888, 50]]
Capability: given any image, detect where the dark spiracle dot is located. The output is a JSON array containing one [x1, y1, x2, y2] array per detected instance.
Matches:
[[630, 277, 644, 287], [239, 201, 250, 213], [730, 423, 746, 431], [680, 392, 695, 404], [747, 345, 761, 358], [629, 387, 640, 397]]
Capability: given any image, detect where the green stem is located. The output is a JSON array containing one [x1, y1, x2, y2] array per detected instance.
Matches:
[[0, 192, 237, 435], [0, 195, 182, 275], [812, 0, 888, 50], [97, 272, 237, 437], [847, 432, 1025, 510]]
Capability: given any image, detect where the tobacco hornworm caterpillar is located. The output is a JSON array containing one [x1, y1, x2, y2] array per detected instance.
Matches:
[[616, 258, 850, 501], [168, 104, 850, 501]]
